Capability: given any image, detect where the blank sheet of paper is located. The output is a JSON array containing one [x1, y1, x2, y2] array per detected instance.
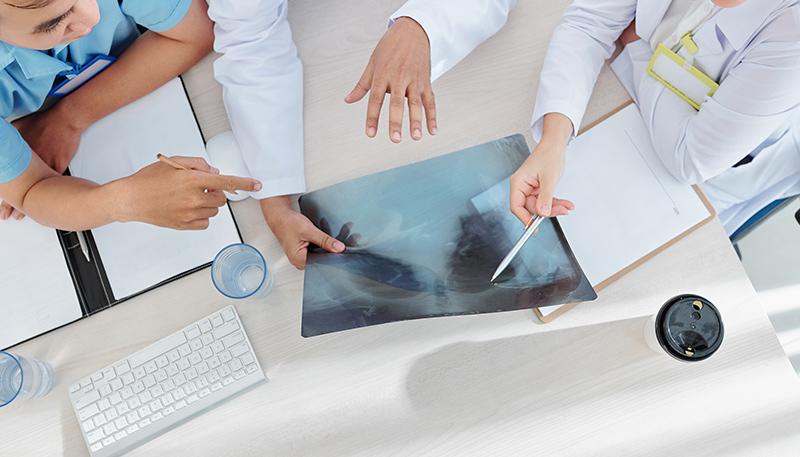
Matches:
[[69, 79, 240, 300], [1, 219, 81, 349], [556, 104, 711, 286]]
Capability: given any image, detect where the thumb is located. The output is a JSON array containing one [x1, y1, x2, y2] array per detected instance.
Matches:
[[345, 60, 374, 104], [305, 224, 346, 253], [537, 178, 556, 217]]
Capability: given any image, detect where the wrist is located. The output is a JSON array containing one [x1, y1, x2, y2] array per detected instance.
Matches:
[[104, 178, 135, 223], [394, 16, 430, 45], [260, 195, 293, 225]]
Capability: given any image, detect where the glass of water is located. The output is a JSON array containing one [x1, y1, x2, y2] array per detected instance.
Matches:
[[211, 243, 273, 299], [0, 351, 55, 407]]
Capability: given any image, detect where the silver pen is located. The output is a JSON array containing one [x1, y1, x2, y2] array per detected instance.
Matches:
[[490, 215, 546, 283], [76, 231, 91, 263]]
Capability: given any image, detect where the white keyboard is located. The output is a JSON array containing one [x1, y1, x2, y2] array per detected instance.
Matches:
[[69, 305, 266, 457]]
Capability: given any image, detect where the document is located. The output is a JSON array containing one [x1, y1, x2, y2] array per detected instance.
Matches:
[[0, 219, 82, 349], [556, 104, 711, 287], [69, 79, 241, 300]]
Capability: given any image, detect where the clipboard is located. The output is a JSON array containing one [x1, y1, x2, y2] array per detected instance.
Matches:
[[534, 101, 717, 323]]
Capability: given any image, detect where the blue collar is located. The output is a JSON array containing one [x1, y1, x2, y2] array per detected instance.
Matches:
[[0, 41, 73, 80]]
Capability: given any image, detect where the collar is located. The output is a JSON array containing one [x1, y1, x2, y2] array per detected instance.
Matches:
[[715, 0, 789, 50], [0, 41, 72, 79]]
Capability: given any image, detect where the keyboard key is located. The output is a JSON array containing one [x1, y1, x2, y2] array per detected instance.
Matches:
[[177, 358, 190, 371], [198, 388, 210, 398], [82, 420, 95, 432], [143, 361, 157, 374], [200, 347, 213, 360], [190, 338, 203, 351], [91, 443, 103, 452], [208, 357, 221, 369], [79, 378, 93, 389], [102, 437, 115, 446], [174, 374, 187, 386], [149, 399, 163, 412], [229, 359, 243, 372], [114, 361, 131, 376], [201, 333, 214, 346], [240, 354, 255, 366], [105, 409, 118, 421], [233, 371, 245, 380], [174, 399, 187, 410], [138, 418, 151, 428], [150, 385, 164, 398], [211, 382, 223, 392], [167, 350, 180, 363], [101, 367, 116, 381], [126, 424, 139, 435], [139, 390, 153, 403], [219, 351, 233, 364], [194, 378, 208, 390], [109, 392, 122, 405], [114, 431, 127, 441], [108, 378, 122, 390], [91, 372, 104, 383], [183, 383, 197, 395], [114, 417, 128, 430], [137, 405, 151, 417], [221, 307, 235, 321], [132, 381, 145, 394], [121, 373, 135, 386], [166, 364, 180, 377], [185, 368, 198, 380], [222, 331, 244, 348], [186, 394, 199, 404], [173, 389, 185, 401], [129, 332, 187, 368], [246, 365, 259, 374], [188, 353, 202, 366], [132, 367, 146, 379], [212, 320, 238, 340], [198, 319, 212, 333], [155, 356, 168, 369], [210, 314, 224, 328], [127, 397, 141, 410], [163, 406, 175, 416], [210, 341, 225, 354], [162, 379, 176, 392], [94, 415, 107, 428], [74, 389, 101, 410], [152, 412, 164, 422], [218, 365, 231, 378], [155, 370, 168, 383], [81, 385, 94, 395], [206, 371, 220, 384], [116, 402, 130, 416], [185, 325, 201, 340], [222, 377, 234, 386], [142, 375, 156, 388], [230, 342, 249, 357], [178, 344, 191, 357], [196, 362, 209, 374], [99, 383, 113, 397], [103, 423, 117, 436], [162, 393, 175, 406], [70, 384, 81, 394], [125, 411, 140, 424], [86, 429, 105, 444], [98, 398, 112, 411]]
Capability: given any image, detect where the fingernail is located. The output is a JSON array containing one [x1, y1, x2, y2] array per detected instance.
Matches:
[[367, 127, 376, 137], [253, 182, 262, 191], [391, 131, 401, 142], [540, 203, 551, 216], [334, 241, 345, 251], [431, 126, 438, 135], [413, 128, 421, 140]]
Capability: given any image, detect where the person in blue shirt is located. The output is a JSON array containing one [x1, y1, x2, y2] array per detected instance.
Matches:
[[0, 0, 261, 231]]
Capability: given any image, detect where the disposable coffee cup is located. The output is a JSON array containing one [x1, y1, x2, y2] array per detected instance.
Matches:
[[643, 294, 724, 362]]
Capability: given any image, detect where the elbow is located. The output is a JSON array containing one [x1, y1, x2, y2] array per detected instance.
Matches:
[[662, 149, 707, 186]]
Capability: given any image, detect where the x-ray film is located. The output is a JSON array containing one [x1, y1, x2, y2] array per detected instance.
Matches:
[[299, 135, 596, 337]]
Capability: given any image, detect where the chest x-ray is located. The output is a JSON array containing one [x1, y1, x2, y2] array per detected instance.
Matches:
[[299, 135, 596, 337]]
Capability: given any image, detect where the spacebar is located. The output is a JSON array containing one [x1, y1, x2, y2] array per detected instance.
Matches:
[[129, 332, 188, 368]]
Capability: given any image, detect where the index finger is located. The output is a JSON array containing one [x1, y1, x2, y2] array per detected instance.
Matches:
[[510, 186, 533, 224], [195, 173, 262, 193]]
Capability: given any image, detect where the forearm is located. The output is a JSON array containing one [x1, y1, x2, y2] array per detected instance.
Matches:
[[56, 30, 212, 131], [20, 176, 124, 231]]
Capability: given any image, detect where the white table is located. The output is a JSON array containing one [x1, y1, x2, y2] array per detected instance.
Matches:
[[3, 1, 800, 456]]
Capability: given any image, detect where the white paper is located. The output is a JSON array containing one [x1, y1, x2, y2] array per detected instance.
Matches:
[[0, 218, 82, 349], [557, 104, 711, 287], [69, 79, 241, 300]]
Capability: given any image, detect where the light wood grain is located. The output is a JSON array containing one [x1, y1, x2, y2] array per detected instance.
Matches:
[[3, 1, 800, 456]]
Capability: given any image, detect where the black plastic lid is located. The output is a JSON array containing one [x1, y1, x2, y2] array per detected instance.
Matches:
[[655, 294, 724, 362]]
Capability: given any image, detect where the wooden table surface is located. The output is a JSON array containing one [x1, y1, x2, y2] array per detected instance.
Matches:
[[3, 1, 799, 456]]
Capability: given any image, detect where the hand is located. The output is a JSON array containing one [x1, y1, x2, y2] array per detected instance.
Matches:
[[618, 20, 640, 48], [345, 16, 437, 143], [13, 104, 86, 174], [261, 196, 346, 270], [509, 143, 575, 224], [0, 201, 25, 221], [115, 156, 262, 230]]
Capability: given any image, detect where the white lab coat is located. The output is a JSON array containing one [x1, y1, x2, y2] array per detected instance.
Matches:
[[208, 0, 305, 200], [532, 0, 800, 235], [390, 0, 518, 81], [400, 0, 800, 235]]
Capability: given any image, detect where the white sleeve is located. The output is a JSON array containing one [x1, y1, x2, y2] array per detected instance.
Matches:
[[208, 0, 305, 199], [389, 0, 517, 82], [530, 0, 637, 142]]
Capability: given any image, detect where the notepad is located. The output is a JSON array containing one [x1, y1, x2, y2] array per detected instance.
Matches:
[[69, 78, 241, 300], [0, 219, 82, 349], [1, 78, 241, 349], [536, 103, 714, 320]]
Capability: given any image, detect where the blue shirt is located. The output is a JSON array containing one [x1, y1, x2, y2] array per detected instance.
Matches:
[[0, 0, 191, 183]]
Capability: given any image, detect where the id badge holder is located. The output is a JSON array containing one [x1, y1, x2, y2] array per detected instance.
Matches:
[[646, 36, 718, 110], [48, 55, 116, 98]]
